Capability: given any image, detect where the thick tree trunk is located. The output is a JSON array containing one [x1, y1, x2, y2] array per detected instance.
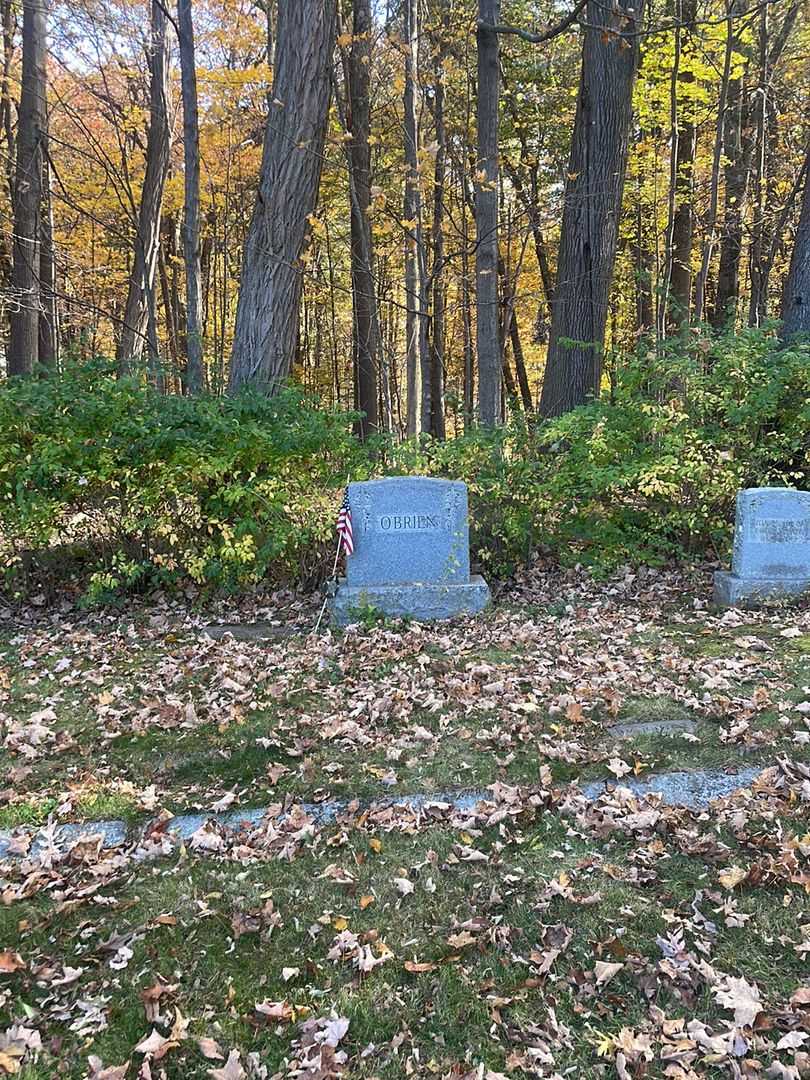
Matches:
[[8, 0, 46, 377], [116, 0, 170, 372], [229, 0, 335, 393], [177, 0, 204, 393], [781, 142, 810, 342], [475, 0, 501, 427], [347, 0, 379, 439], [538, 0, 645, 419]]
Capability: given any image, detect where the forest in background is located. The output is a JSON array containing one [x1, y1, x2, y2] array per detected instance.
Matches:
[[1, 0, 809, 432]]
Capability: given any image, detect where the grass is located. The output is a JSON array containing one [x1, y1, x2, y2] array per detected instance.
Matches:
[[1, 600, 807, 821], [1, 575, 809, 1076], [3, 812, 808, 1077]]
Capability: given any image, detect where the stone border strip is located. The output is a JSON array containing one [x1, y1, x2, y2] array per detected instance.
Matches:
[[0, 768, 767, 861]]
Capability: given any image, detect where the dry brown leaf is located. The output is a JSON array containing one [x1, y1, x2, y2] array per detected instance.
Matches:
[[207, 1049, 245, 1080], [197, 1037, 224, 1061], [134, 1029, 169, 1056], [404, 960, 437, 973], [713, 975, 762, 1026], [718, 865, 748, 889], [254, 1000, 293, 1023], [594, 960, 624, 986], [0, 951, 25, 974]]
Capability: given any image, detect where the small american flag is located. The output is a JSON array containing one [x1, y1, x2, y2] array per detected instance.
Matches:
[[336, 489, 354, 556]]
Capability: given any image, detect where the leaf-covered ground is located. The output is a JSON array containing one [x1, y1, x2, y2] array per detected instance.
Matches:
[[1, 563, 810, 1079]]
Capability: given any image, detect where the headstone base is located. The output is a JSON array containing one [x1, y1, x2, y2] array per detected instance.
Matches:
[[331, 574, 491, 626], [713, 570, 810, 608]]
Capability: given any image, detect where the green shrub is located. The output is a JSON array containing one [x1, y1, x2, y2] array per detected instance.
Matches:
[[0, 360, 368, 600], [1, 328, 807, 602], [393, 327, 810, 575]]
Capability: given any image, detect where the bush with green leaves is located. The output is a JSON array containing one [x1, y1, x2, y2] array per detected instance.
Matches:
[[1, 328, 807, 602], [394, 327, 810, 576], [0, 361, 368, 600]]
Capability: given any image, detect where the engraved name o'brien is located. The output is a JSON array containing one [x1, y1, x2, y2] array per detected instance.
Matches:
[[377, 513, 442, 533], [751, 518, 810, 544]]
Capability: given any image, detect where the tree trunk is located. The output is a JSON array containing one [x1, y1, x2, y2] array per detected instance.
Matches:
[[428, 18, 448, 440], [498, 251, 532, 412], [0, 0, 15, 206], [694, 0, 739, 324], [461, 191, 474, 430], [510, 317, 532, 411], [158, 242, 180, 372], [538, 0, 645, 419], [177, 0, 204, 393], [347, 0, 379, 439], [476, 0, 501, 427], [713, 30, 752, 327], [658, 0, 681, 339], [748, 1, 799, 326], [667, 0, 698, 323], [229, 0, 335, 393], [8, 0, 46, 377], [781, 142, 810, 342], [503, 159, 554, 321], [631, 168, 654, 334], [38, 153, 57, 370], [116, 0, 170, 372], [402, 0, 428, 434]]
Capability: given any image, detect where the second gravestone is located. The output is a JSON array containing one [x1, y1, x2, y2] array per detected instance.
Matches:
[[331, 477, 491, 625], [714, 487, 810, 606]]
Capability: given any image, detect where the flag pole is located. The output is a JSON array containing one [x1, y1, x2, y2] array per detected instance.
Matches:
[[313, 534, 341, 636], [313, 475, 351, 636]]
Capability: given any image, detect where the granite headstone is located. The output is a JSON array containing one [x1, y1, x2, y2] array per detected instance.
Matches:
[[331, 477, 490, 624], [714, 487, 810, 607]]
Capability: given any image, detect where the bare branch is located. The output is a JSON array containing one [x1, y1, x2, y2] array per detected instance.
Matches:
[[481, 0, 588, 44]]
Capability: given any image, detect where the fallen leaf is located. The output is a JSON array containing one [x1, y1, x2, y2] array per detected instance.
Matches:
[[594, 960, 624, 986], [254, 1000, 293, 1023], [719, 865, 748, 889], [404, 960, 437, 973], [197, 1037, 224, 1060], [0, 952, 24, 974], [776, 1031, 808, 1050], [135, 1029, 169, 1056], [713, 975, 762, 1026], [208, 1049, 245, 1080]]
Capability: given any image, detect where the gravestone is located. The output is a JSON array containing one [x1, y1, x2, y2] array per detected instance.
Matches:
[[331, 477, 490, 625], [714, 487, 810, 607]]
